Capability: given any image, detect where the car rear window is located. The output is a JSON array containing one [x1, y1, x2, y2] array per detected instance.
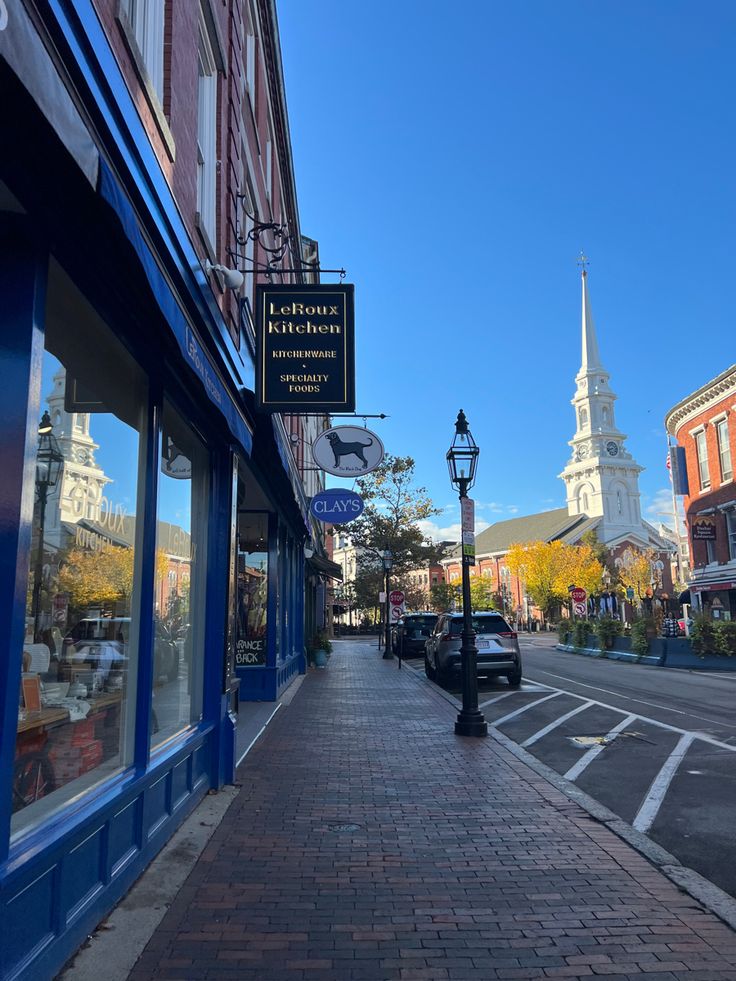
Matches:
[[406, 616, 437, 627], [450, 615, 511, 635]]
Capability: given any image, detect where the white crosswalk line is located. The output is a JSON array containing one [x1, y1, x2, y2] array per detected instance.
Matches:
[[493, 692, 562, 726], [633, 732, 695, 833], [521, 700, 595, 748], [563, 714, 637, 781]]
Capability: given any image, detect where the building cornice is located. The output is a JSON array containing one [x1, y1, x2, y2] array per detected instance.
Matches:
[[665, 365, 736, 436]]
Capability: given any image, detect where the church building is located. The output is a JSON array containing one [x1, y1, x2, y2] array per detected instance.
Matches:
[[441, 263, 673, 613]]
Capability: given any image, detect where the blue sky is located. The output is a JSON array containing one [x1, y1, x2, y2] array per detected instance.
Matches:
[[278, 1, 736, 541]]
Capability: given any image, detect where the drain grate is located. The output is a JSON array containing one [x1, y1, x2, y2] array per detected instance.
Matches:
[[328, 823, 361, 833]]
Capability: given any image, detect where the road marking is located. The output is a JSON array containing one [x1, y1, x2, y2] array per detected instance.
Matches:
[[526, 668, 736, 730], [493, 692, 562, 726], [521, 701, 595, 748], [523, 675, 736, 754], [563, 714, 638, 781], [633, 732, 696, 833], [478, 690, 518, 709]]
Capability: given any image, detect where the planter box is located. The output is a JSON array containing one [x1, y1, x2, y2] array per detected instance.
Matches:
[[662, 637, 736, 670]]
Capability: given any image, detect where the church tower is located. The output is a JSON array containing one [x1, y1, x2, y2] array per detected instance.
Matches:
[[559, 261, 645, 544]]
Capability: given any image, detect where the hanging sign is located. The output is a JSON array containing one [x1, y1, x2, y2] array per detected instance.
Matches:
[[692, 515, 717, 541], [256, 283, 355, 412], [309, 488, 364, 524], [311, 426, 384, 477]]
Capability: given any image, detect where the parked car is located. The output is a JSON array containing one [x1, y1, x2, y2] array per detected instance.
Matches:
[[424, 610, 522, 687], [392, 612, 438, 657]]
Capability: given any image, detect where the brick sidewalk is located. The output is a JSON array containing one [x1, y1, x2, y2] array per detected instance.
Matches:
[[128, 639, 736, 981]]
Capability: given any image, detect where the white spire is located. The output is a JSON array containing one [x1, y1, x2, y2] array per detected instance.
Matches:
[[579, 267, 602, 375]]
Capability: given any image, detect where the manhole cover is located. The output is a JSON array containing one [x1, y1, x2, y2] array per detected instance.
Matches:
[[328, 823, 361, 833]]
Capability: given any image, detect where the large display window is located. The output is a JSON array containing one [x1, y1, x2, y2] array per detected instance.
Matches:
[[150, 401, 208, 747], [13, 261, 147, 836], [235, 512, 269, 667]]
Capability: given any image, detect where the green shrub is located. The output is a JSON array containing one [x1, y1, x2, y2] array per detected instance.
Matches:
[[556, 622, 570, 644], [630, 617, 651, 658], [570, 618, 589, 651], [595, 615, 623, 653], [313, 630, 333, 655], [713, 620, 736, 657], [690, 614, 717, 658]]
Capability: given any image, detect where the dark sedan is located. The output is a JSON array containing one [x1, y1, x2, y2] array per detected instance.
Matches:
[[392, 613, 438, 657]]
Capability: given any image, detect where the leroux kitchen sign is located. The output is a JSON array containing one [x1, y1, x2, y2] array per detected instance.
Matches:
[[256, 284, 355, 412]]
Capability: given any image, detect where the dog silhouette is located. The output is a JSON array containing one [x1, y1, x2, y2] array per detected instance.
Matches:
[[326, 432, 374, 467]]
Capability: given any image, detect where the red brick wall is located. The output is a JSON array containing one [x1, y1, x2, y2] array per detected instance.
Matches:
[[674, 393, 736, 569]]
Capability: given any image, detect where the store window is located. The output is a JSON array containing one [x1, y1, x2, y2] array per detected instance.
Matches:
[[13, 261, 147, 836], [151, 402, 208, 747], [235, 512, 269, 667]]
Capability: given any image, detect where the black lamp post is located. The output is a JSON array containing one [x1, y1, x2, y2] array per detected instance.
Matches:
[[33, 411, 64, 639], [382, 550, 393, 659], [446, 410, 488, 737]]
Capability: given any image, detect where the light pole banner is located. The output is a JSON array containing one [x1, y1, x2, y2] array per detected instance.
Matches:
[[461, 497, 475, 566]]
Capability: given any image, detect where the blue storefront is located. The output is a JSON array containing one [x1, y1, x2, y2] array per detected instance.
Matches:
[[0, 4, 309, 978]]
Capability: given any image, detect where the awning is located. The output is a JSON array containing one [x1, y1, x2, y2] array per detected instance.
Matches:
[[691, 582, 736, 594], [307, 553, 343, 581], [0, 2, 99, 187], [98, 159, 253, 457]]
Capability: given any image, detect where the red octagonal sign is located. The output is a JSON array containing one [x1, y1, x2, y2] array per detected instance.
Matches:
[[389, 590, 405, 606], [570, 587, 587, 603]]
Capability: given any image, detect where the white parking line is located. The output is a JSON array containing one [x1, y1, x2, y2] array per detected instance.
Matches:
[[521, 701, 595, 748], [633, 732, 696, 833], [563, 714, 638, 781], [478, 690, 519, 710], [524, 675, 736, 755], [493, 692, 562, 726]]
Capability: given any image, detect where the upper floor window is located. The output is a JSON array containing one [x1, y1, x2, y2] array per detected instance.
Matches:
[[716, 417, 732, 483], [727, 510, 736, 562], [579, 407, 588, 429], [197, 10, 218, 247], [245, 27, 256, 109], [121, 0, 165, 101], [694, 429, 710, 490]]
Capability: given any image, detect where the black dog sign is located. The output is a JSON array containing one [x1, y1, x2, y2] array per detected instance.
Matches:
[[311, 425, 385, 477]]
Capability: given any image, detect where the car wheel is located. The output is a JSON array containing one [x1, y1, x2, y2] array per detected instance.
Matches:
[[507, 667, 522, 688], [424, 653, 435, 680]]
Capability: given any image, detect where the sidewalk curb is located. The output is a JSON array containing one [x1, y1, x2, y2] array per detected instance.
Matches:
[[402, 659, 736, 933], [60, 677, 307, 981]]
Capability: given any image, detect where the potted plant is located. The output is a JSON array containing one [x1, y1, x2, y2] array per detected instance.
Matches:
[[313, 630, 332, 668]]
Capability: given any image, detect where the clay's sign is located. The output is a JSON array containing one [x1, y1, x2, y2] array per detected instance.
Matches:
[[256, 284, 355, 412], [309, 488, 364, 525]]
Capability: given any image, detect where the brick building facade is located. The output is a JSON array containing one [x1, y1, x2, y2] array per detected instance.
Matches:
[[666, 365, 736, 619]]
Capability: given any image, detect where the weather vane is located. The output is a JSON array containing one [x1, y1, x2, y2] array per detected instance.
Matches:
[[577, 251, 590, 272]]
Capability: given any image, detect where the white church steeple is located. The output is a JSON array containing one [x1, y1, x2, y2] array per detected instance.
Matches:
[[559, 259, 645, 544]]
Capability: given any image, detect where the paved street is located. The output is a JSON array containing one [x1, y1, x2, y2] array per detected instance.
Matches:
[[426, 634, 736, 901], [120, 638, 736, 980]]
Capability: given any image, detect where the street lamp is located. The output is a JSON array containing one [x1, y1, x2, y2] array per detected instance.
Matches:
[[382, 550, 393, 659], [33, 411, 64, 639], [446, 410, 487, 737]]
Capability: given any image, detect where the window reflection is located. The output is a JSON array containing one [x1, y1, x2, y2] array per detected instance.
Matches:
[[150, 402, 208, 746], [13, 261, 145, 836]]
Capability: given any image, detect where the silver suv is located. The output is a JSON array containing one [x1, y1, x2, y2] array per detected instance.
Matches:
[[424, 611, 522, 687]]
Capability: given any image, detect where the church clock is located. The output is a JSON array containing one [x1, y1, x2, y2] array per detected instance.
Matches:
[[606, 440, 619, 457]]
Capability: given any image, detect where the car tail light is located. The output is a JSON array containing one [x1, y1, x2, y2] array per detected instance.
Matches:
[[500, 631, 517, 639], [440, 633, 453, 642]]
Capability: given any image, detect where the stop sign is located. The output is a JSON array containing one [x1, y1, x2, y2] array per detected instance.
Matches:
[[389, 590, 405, 606], [570, 587, 587, 604]]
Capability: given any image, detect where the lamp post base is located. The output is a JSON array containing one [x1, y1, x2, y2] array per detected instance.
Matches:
[[454, 710, 488, 737]]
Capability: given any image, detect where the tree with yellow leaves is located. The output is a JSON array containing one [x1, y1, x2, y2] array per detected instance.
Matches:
[[617, 547, 656, 604], [506, 539, 604, 620], [57, 544, 135, 610]]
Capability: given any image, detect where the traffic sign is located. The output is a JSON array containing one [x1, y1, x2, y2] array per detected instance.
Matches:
[[389, 590, 405, 606], [570, 587, 587, 604], [391, 605, 404, 620], [572, 601, 587, 617]]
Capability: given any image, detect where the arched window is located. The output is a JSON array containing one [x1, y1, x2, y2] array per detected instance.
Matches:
[[579, 407, 588, 429], [602, 405, 609, 423]]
